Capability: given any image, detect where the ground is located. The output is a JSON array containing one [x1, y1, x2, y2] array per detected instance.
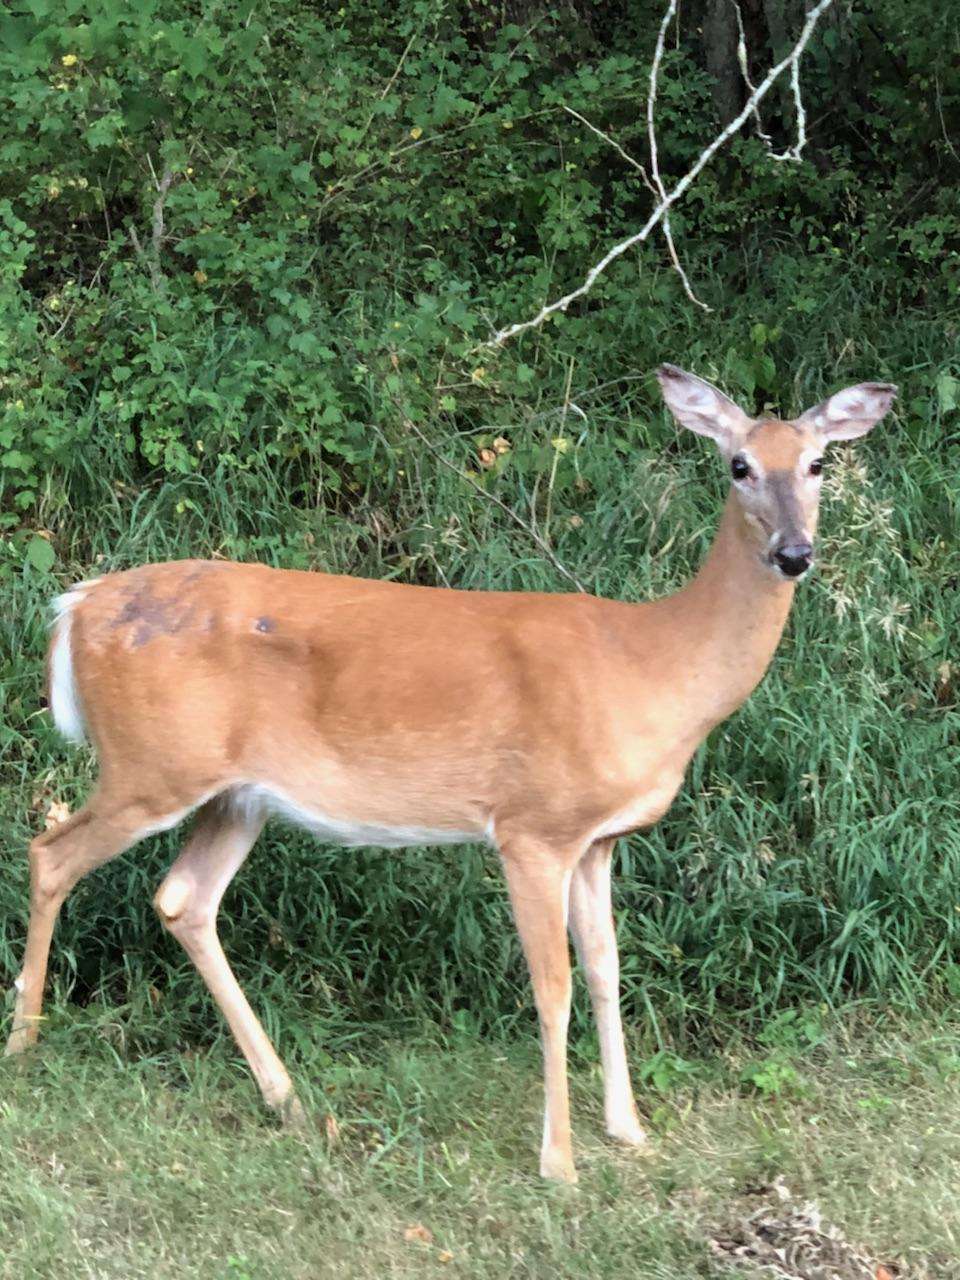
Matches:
[[1, 1015, 958, 1279]]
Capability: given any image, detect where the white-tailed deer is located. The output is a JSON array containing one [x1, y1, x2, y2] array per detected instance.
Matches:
[[5, 367, 895, 1182]]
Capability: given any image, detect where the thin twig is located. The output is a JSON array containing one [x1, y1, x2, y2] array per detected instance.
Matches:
[[355, 29, 419, 150], [566, 100, 708, 308], [403, 418, 587, 592], [46, 261, 107, 340], [935, 71, 960, 167], [490, 0, 834, 346], [647, 0, 711, 310], [563, 106, 654, 190], [563, 101, 706, 305], [316, 108, 554, 220], [378, 31, 418, 101]]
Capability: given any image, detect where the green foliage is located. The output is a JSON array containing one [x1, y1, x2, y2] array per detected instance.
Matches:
[[0, 0, 959, 1054], [2, 0, 958, 529], [739, 1057, 804, 1099], [636, 1050, 703, 1095]]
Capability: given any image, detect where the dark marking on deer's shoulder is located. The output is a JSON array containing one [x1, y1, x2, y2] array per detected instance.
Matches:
[[182, 563, 217, 587], [254, 616, 275, 634], [111, 580, 199, 648]]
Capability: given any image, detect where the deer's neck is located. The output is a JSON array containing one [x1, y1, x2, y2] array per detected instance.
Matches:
[[646, 491, 796, 732]]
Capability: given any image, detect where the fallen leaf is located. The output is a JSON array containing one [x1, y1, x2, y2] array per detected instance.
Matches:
[[30, 786, 51, 814], [438, 1250, 454, 1263], [477, 447, 497, 468], [404, 1223, 433, 1245], [45, 800, 71, 829], [324, 1112, 340, 1146]]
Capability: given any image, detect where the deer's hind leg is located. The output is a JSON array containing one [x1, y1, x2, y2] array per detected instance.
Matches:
[[5, 787, 189, 1056], [153, 796, 302, 1122]]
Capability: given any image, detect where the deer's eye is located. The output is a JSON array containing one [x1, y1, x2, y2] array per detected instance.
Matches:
[[809, 457, 823, 477], [731, 455, 751, 481]]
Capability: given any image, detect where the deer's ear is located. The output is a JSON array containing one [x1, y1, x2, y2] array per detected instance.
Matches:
[[656, 365, 753, 454], [799, 382, 897, 442]]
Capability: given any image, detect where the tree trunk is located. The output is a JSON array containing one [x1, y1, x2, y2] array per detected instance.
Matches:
[[703, 0, 742, 125]]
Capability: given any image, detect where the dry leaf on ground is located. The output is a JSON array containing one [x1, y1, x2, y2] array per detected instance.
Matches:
[[45, 800, 71, 829], [403, 1223, 433, 1246]]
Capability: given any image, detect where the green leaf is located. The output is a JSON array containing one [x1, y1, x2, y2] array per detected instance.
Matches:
[[936, 372, 957, 413], [2, 449, 35, 472], [25, 535, 55, 573]]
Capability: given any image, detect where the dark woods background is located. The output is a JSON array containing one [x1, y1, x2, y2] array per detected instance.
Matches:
[[0, 1, 958, 1051]]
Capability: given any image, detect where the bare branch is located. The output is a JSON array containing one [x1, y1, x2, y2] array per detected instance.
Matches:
[[779, 57, 808, 162], [735, 1, 809, 162], [128, 224, 161, 290], [734, 2, 775, 150], [566, 92, 709, 311], [151, 167, 175, 258], [490, 0, 834, 346]]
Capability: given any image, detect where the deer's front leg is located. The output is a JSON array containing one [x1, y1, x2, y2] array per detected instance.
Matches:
[[569, 838, 646, 1147], [500, 844, 577, 1183]]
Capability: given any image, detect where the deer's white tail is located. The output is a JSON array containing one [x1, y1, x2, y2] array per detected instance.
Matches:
[[48, 580, 100, 744]]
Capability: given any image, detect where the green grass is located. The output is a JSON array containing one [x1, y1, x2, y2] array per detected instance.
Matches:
[[1, 260, 958, 1182], [1, 1016, 959, 1278]]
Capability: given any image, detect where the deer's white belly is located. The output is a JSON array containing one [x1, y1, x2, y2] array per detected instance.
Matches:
[[229, 782, 489, 849]]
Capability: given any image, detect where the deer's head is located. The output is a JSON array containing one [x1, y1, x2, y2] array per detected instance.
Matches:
[[657, 364, 897, 581]]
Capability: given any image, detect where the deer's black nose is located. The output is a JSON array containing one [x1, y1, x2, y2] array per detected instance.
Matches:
[[773, 543, 813, 578]]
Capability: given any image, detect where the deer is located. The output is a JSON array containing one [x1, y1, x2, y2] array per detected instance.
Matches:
[[3, 366, 896, 1182]]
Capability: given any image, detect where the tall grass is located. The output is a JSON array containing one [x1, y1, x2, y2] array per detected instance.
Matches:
[[1, 263, 958, 1061]]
